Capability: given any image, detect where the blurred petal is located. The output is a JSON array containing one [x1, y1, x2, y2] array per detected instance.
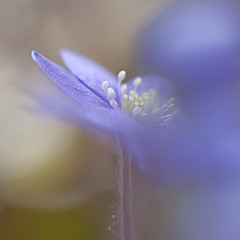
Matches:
[[169, 181, 240, 240], [78, 106, 139, 137], [138, 0, 240, 90], [127, 125, 240, 185], [35, 94, 138, 138], [60, 49, 120, 104], [33, 94, 82, 126], [32, 51, 110, 108]]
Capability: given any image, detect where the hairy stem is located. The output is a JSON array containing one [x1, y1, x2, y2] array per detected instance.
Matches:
[[116, 139, 133, 240]]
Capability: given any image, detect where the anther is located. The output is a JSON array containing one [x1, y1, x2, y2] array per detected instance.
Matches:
[[129, 96, 134, 102], [110, 99, 118, 110], [144, 102, 154, 112], [133, 77, 142, 89], [161, 97, 176, 110], [121, 83, 128, 94], [162, 109, 180, 119], [165, 103, 175, 111], [107, 88, 116, 100], [102, 81, 109, 92], [133, 106, 142, 116], [117, 70, 126, 82]]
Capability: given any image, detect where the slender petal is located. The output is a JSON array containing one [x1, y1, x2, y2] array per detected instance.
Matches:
[[32, 93, 83, 126], [34, 93, 138, 137], [32, 51, 110, 108], [60, 49, 121, 104], [77, 106, 139, 136]]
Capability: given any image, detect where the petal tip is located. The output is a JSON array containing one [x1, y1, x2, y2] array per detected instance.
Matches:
[[31, 50, 41, 62]]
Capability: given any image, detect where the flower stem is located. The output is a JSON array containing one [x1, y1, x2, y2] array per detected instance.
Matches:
[[116, 139, 133, 240]]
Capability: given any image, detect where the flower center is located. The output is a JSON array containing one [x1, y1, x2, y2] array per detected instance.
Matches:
[[102, 71, 179, 126]]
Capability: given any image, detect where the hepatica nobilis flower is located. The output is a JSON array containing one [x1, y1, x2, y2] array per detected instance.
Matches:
[[31, 49, 178, 240], [31, 49, 179, 165]]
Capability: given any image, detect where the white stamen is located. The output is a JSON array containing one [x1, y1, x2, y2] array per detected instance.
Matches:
[[129, 96, 134, 102], [117, 70, 126, 82], [133, 106, 142, 116], [133, 77, 142, 89], [102, 81, 109, 92], [107, 88, 116, 100], [110, 99, 118, 110], [162, 109, 180, 119], [123, 94, 128, 100], [159, 103, 176, 114], [144, 102, 154, 112], [160, 98, 176, 110], [163, 118, 173, 124], [121, 83, 128, 94]]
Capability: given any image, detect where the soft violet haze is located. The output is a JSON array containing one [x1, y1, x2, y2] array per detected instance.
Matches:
[[137, 0, 240, 91]]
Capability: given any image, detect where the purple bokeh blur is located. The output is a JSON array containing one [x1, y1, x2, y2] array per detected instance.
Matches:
[[138, 0, 240, 91]]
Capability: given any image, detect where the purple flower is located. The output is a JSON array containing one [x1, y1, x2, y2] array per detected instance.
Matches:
[[31, 49, 178, 180]]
